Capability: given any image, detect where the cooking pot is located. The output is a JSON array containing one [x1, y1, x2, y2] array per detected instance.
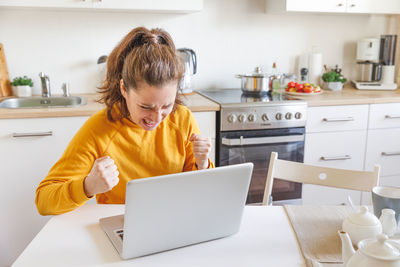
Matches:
[[236, 67, 281, 94]]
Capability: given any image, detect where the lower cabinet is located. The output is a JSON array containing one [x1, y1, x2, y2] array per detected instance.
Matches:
[[304, 103, 400, 206], [303, 104, 368, 205], [303, 130, 367, 205], [0, 116, 90, 267], [193, 111, 216, 163]]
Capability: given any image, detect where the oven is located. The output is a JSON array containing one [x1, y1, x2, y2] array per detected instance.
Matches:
[[198, 89, 307, 205], [218, 127, 304, 204]]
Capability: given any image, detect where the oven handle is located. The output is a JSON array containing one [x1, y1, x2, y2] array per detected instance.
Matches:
[[221, 134, 304, 146]]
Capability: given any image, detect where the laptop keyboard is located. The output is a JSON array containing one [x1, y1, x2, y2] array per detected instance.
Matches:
[[115, 229, 124, 240]]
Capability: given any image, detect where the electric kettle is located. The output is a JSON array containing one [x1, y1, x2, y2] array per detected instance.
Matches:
[[177, 48, 197, 94]]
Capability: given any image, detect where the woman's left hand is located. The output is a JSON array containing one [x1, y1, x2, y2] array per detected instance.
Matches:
[[190, 133, 211, 170]]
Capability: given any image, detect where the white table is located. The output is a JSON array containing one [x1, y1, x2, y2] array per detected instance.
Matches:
[[12, 204, 307, 267]]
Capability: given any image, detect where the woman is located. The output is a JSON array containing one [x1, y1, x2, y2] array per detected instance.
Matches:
[[35, 27, 214, 215]]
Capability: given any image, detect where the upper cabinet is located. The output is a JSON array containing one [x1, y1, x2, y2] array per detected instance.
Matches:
[[265, 0, 400, 14], [0, 0, 203, 13]]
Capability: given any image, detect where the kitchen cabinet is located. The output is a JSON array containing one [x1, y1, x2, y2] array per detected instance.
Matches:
[[0, 0, 203, 12], [364, 103, 400, 178], [303, 105, 369, 205], [265, 0, 400, 14], [0, 116, 89, 267], [193, 111, 216, 163]]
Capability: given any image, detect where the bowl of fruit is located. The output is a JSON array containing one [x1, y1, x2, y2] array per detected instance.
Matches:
[[284, 81, 322, 96]]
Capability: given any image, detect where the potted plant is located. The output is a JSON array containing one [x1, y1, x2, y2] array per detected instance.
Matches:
[[321, 66, 347, 91], [10, 76, 33, 97]]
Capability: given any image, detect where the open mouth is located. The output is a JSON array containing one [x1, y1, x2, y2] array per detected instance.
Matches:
[[143, 118, 157, 128]]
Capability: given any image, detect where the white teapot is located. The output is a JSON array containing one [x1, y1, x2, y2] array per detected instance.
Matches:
[[342, 205, 382, 245], [338, 231, 400, 267]]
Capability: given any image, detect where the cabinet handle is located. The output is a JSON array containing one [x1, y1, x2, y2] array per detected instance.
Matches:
[[381, 152, 400, 157], [349, 4, 356, 7], [320, 155, 351, 161], [322, 117, 354, 122], [337, 3, 343, 7], [385, 115, 400, 119], [12, 131, 53, 138]]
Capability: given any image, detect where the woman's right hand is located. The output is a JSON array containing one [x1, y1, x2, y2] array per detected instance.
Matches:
[[83, 156, 119, 197]]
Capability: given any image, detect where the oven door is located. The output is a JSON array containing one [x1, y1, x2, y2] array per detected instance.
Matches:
[[217, 127, 305, 204]]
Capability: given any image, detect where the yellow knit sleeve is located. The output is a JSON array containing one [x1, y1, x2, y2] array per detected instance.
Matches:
[[181, 107, 215, 172], [35, 116, 103, 215]]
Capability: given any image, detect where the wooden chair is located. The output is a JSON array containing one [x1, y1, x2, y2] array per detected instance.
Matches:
[[262, 152, 381, 206]]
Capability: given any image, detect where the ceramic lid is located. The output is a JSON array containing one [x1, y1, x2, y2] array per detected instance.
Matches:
[[347, 206, 380, 226], [359, 234, 400, 260]]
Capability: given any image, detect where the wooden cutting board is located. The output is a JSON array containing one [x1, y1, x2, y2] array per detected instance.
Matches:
[[0, 43, 12, 97]]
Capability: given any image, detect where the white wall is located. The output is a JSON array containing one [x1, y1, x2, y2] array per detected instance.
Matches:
[[0, 0, 390, 96]]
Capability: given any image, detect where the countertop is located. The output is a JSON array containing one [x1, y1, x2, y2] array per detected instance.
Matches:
[[2, 87, 400, 119], [289, 86, 400, 107], [0, 92, 220, 119]]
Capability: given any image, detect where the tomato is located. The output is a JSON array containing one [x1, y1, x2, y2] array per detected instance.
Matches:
[[295, 83, 304, 91], [287, 81, 296, 88], [303, 86, 314, 93]]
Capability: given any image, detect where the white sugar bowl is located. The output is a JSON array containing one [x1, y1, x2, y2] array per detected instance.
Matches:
[[342, 205, 383, 246]]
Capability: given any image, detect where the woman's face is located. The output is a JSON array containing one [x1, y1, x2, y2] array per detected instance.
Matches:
[[120, 80, 177, 131]]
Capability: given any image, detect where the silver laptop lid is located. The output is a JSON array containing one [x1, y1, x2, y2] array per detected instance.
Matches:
[[121, 163, 253, 259]]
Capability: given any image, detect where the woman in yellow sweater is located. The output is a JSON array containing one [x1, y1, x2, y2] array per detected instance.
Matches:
[[35, 27, 214, 215]]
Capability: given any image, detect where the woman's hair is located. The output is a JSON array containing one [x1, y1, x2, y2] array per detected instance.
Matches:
[[98, 27, 184, 122]]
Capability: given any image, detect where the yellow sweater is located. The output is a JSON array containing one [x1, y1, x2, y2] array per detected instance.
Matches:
[[35, 104, 214, 215]]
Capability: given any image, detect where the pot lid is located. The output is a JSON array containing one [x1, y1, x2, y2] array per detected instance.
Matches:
[[347, 206, 380, 226], [237, 67, 270, 78], [359, 234, 400, 260]]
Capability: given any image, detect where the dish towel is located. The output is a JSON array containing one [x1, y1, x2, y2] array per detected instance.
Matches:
[[284, 205, 355, 265]]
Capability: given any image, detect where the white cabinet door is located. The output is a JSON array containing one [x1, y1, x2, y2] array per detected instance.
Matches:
[[193, 111, 216, 163], [365, 128, 400, 176], [303, 130, 366, 205], [369, 103, 400, 129], [306, 105, 369, 133], [0, 0, 203, 12], [348, 0, 400, 14], [286, 0, 346, 12], [0, 0, 92, 8], [92, 0, 202, 12], [0, 116, 89, 267], [305, 131, 366, 170]]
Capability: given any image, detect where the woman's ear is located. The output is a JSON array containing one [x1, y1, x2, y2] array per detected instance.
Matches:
[[120, 79, 127, 99]]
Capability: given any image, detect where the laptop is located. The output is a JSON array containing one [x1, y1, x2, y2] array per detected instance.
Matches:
[[99, 162, 254, 260]]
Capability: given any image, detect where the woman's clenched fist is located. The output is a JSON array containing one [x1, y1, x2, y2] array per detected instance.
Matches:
[[84, 156, 119, 197]]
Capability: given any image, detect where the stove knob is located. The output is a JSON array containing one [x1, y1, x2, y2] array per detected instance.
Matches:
[[238, 114, 246, 123], [261, 113, 269, 121], [285, 112, 292, 120], [248, 114, 256, 122], [295, 112, 302, 119], [227, 114, 237, 123], [275, 113, 282, 120]]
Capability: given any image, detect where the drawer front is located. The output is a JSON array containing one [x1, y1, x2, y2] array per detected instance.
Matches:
[[305, 131, 366, 171], [306, 105, 369, 133], [365, 128, 400, 176], [369, 103, 400, 129]]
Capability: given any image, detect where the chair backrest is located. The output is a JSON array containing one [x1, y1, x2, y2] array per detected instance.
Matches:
[[262, 152, 381, 205]]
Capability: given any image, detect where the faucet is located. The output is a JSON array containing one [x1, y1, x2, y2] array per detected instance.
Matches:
[[39, 72, 51, 97]]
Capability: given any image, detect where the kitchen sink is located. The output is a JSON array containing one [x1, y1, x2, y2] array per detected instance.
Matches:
[[0, 96, 86, 108]]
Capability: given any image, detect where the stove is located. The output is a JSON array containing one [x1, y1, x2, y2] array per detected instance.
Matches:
[[197, 88, 307, 204], [197, 89, 307, 131]]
